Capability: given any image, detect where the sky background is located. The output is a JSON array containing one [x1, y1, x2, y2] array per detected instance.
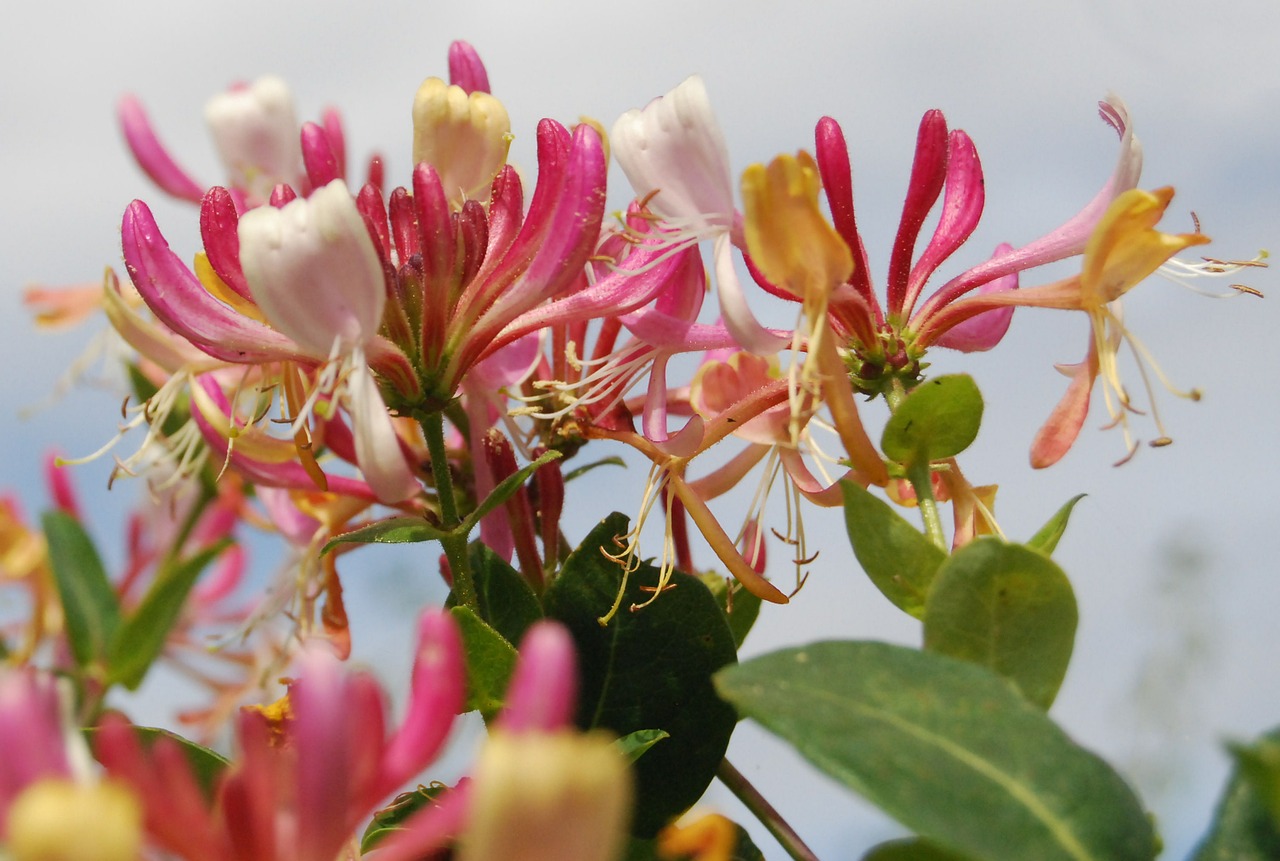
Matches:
[[2, 1, 1277, 857]]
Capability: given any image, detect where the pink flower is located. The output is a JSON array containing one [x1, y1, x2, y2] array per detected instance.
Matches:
[[96, 609, 465, 861]]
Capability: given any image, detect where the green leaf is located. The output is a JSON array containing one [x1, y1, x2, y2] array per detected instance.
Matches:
[[459, 448, 562, 535], [544, 513, 739, 837], [322, 516, 451, 555], [86, 724, 228, 800], [881, 374, 984, 466], [1027, 495, 1087, 555], [862, 838, 978, 860], [360, 783, 450, 853], [841, 481, 946, 618], [617, 729, 670, 763], [698, 571, 762, 649], [449, 605, 519, 720], [1193, 727, 1280, 859], [108, 540, 232, 689], [445, 542, 544, 647], [42, 511, 121, 672], [716, 641, 1157, 861], [923, 538, 1077, 710]]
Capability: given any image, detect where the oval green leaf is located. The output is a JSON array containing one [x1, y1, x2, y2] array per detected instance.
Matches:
[[923, 538, 1078, 709], [716, 641, 1156, 861], [841, 481, 946, 618], [545, 513, 739, 837], [881, 375, 983, 466]]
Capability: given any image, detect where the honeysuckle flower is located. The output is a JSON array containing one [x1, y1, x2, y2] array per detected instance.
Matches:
[[95, 608, 466, 861], [358, 118, 611, 413], [377, 622, 632, 861], [927, 186, 1213, 465], [612, 75, 789, 355], [120, 74, 342, 209], [0, 668, 142, 861], [206, 76, 307, 206], [797, 96, 1142, 399], [238, 179, 422, 504]]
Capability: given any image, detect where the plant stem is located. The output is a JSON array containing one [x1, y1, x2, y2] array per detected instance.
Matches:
[[421, 410, 476, 611], [908, 460, 948, 551], [717, 758, 820, 861]]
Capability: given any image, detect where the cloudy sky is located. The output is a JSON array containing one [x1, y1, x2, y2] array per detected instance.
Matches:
[[2, 1, 1277, 856]]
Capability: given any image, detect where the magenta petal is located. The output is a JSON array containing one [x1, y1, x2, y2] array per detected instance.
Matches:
[[932, 243, 1016, 352], [379, 610, 465, 793], [448, 40, 491, 94], [123, 200, 307, 364], [117, 95, 205, 203], [301, 121, 342, 188], [886, 110, 949, 315], [814, 116, 875, 313], [321, 107, 347, 180], [499, 622, 578, 733], [901, 129, 985, 318], [199, 187, 252, 301]]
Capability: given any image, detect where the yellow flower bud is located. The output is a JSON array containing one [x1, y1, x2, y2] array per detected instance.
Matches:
[[6, 778, 143, 861], [411, 77, 512, 206], [459, 731, 632, 861]]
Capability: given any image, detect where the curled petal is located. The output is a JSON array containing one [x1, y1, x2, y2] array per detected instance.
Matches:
[[122, 200, 307, 364], [714, 234, 790, 355], [1080, 187, 1209, 306], [117, 95, 205, 203], [1030, 346, 1099, 469]]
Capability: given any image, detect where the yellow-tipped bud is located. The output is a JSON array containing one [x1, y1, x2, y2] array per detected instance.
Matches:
[[459, 731, 632, 861], [411, 77, 512, 206], [6, 778, 143, 861]]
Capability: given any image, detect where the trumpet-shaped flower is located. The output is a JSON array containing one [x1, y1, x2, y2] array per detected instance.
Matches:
[[237, 179, 422, 503], [930, 187, 1212, 465], [95, 609, 465, 861], [612, 76, 788, 355]]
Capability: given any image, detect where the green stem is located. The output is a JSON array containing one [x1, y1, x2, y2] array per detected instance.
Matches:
[[717, 758, 820, 861], [908, 460, 948, 551], [421, 410, 477, 611]]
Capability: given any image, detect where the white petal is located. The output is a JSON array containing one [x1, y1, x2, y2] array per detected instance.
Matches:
[[239, 180, 386, 356]]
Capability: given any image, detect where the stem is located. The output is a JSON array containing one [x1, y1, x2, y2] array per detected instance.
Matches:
[[908, 460, 947, 551], [717, 758, 820, 861], [421, 410, 477, 610]]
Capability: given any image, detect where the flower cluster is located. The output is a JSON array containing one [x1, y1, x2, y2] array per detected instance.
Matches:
[[2, 37, 1264, 861]]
